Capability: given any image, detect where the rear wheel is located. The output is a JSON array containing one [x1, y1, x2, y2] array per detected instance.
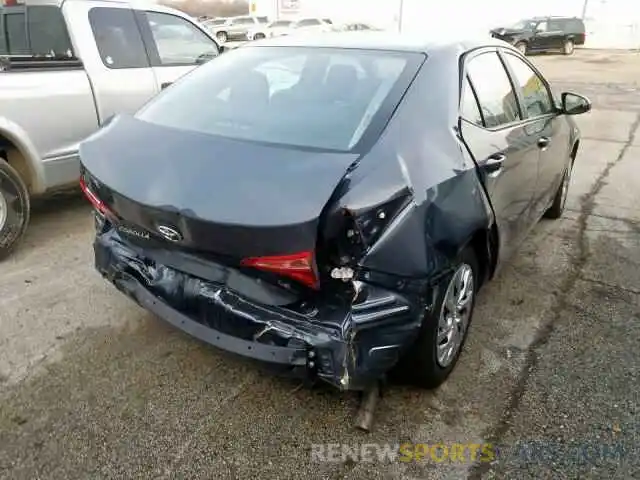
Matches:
[[515, 41, 527, 55], [545, 164, 571, 219], [0, 158, 30, 260], [563, 39, 575, 55], [216, 31, 228, 43], [254, 33, 265, 40], [402, 247, 479, 389]]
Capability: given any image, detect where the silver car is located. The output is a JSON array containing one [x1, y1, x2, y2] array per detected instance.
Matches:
[[207, 15, 269, 43]]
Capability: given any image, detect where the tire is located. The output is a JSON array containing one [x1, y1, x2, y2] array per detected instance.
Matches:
[[216, 31, 228, 43], [563, 39, 575, 55], [0, 157, 30, 261], [515, 41, 527, 55], [545, 164, 571, 219], [401, 247, 479, 389], [254, 33, 265, 40]]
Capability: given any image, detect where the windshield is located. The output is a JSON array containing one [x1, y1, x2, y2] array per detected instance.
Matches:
[[510, 20, 536, 30], [136, 46, 424, 152], [269, 20, 291, 28]]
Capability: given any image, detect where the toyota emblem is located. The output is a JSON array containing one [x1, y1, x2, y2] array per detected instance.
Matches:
[[157, 225, 183, 242]]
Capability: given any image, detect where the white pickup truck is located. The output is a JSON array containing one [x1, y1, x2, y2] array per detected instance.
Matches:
[[0, 0, 222, 259]]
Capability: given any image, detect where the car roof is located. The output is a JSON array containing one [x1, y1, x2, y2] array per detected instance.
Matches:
[[246, 31, 514, 54]]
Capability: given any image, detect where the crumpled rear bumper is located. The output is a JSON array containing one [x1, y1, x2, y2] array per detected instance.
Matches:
[[94, 230, 425, 391]]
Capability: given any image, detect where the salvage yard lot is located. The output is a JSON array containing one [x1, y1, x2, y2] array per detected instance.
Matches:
[[1, 49, 639, 479]]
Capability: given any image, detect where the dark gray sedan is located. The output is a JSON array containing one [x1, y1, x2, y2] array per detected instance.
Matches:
[[79, 33, 591, 392]]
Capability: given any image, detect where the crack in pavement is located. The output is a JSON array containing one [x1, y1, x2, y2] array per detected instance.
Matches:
[[467, 112, 640, 480], [577, 276, 640, 296]]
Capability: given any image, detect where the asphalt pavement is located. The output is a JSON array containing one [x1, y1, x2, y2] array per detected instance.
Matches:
[[0, 49, 638, 479]]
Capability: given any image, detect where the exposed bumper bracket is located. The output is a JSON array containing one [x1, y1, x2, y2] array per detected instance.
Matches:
[[114, 274, 308, 366]]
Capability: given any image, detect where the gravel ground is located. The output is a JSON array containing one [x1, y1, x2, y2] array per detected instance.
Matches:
[[0, 49, 638, 480]]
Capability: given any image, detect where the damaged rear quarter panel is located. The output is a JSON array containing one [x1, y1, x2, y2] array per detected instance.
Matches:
[[341, 46, 495, 282]]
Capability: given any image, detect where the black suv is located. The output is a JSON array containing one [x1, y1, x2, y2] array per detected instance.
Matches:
[[490, 17, 586, 55]]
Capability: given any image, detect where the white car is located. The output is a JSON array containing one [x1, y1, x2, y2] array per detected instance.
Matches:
[[276, 18, 334, 37], [247, 19, 294, 41]]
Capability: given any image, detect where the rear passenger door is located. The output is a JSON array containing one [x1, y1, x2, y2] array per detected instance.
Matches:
[[545, 19, 567, 49], [459, 50, 541, 262], [85, 5, 159, 124], [135, 10, 220, 91]]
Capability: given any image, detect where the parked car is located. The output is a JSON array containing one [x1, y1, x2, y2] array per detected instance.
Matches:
[[490, 16, 586, 55], [79, 33, 590, 392], [207, 15, 269, 43], [0, 0, 222, 260], [247, 19, 293, 41], [279, 17, 334, 36], [339, 22, 383, 32], [203, 17, 228, 29]]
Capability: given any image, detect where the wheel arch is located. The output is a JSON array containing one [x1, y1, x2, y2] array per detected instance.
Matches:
[[570, 139, 580, 166], [0, 119, 46, 195]]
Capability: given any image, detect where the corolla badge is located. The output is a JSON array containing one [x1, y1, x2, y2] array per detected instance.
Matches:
[[157, 225, 183, 242]]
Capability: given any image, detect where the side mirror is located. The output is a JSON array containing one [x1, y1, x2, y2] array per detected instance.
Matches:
[[218, 45, 226, 54], [561, 92, 592, 115]]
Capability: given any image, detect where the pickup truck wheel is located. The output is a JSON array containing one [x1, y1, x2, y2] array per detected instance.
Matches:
[[563, 39, 575, 55], [254, 33, 265, 40], [0, 158, 30, 260], [398, 247, 479, 389], [515, 41, 527, 55], [216, 31, 228, 43]]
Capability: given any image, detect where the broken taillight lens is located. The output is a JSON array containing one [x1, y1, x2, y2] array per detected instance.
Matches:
[[79, 175, 115, 219], [241, 250, 319, 290], [346, 191, 412, 249]]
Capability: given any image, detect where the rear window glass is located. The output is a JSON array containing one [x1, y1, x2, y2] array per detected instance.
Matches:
[[136, 46, 424, 151], [0, 5, 73, 56]]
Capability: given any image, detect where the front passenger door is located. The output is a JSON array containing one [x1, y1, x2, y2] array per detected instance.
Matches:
[[136, 10, 220, 91], [459, 51, 540, 262], [501, 51, 568, 221]]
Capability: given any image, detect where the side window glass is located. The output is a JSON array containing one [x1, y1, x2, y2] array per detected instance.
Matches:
[[466, 52, 520, 128], [536, 21, 548, 32], [503, 53, 554, 118], [89, 7, 149, 69], [548, 20, 562, 31], [146, 12, 218, 66], [460, 76, 483, 126]]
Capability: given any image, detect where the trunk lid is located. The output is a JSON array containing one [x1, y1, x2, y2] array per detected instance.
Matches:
[[79, 115, 358, 260]]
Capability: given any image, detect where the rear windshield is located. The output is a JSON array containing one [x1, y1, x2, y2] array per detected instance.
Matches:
[[136, 46, 424, 152]]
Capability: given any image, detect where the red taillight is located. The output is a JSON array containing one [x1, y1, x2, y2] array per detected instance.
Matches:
[[79, 176, 114, 217], [241, 250, 319, 289]]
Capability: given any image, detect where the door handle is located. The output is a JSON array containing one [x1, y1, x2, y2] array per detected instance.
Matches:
[[161, 82, 173, 90], [537, 137, 550, 149], [480, 153, 506, 178]]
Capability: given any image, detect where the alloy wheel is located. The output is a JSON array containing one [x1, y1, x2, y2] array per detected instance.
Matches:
[[436, 263, 475, 368], [564, 40, 574, 55], [0, 188, 7, 232]]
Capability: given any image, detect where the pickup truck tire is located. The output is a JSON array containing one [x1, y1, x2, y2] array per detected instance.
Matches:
[[216, 31, 228, 43], [0, 158, 30, 261]]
